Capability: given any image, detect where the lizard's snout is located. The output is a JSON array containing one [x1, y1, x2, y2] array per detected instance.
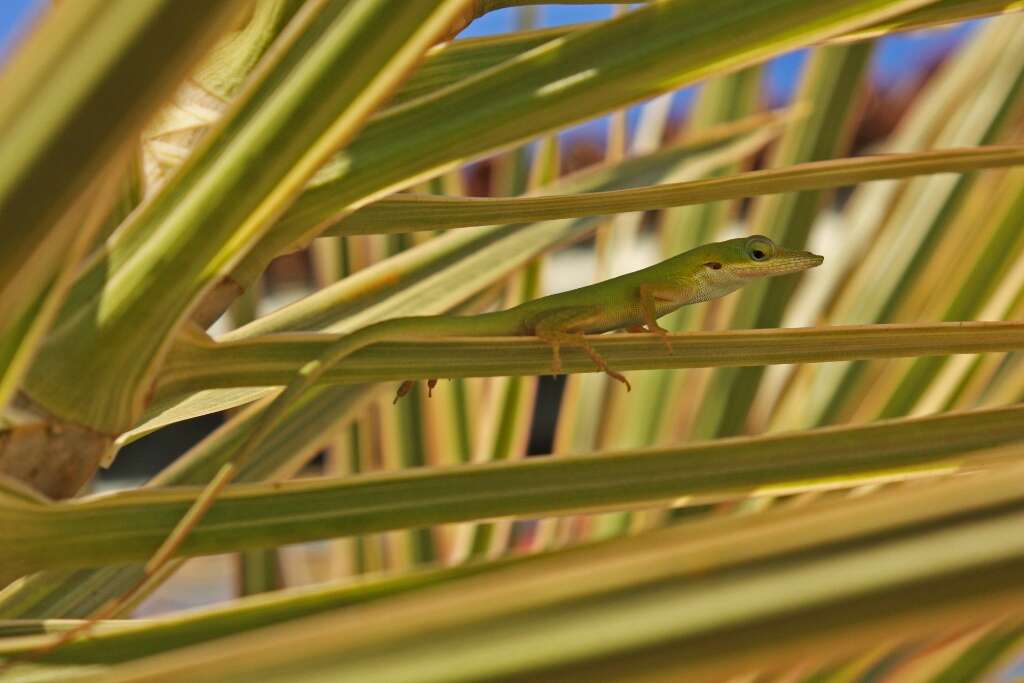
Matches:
[[758, 248, 824, 277], [782, 248, 823, 268]]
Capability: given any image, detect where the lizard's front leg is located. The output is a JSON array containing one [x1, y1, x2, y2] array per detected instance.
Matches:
[[638, 282, 696, 353], [532, 307, 631, 391]]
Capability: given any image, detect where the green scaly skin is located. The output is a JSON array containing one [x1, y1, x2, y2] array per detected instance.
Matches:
[[235, 235, 822, 466]]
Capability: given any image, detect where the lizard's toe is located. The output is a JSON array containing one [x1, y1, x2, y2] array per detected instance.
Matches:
[[393, 380, 414, 404]]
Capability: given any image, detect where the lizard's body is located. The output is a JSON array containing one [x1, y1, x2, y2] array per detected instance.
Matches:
[[305, 235, 823, 397], [233, 235, 820, 460]]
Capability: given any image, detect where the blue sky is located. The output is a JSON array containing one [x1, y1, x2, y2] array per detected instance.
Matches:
[[0, 0, 38, 57]]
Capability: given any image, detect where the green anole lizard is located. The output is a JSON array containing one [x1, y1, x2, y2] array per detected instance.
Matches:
[[238, 234, 823, 459]]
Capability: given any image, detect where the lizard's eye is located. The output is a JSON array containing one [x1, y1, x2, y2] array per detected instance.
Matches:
[[745, 236, 775, 262], [704, 261, 722, 270]]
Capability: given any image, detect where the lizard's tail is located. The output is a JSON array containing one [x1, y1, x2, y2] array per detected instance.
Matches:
[[231, 311, 520, 466], [341, 310, 519, 348]]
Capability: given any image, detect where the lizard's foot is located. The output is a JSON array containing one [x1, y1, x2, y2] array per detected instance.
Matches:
[[652, 325, 673, 354], [393, 379, 441, 403], [629, 324, 671, 353], [393, 380, 414, 404], [533, 306, 628, 386], [578, 340, 631, 391], [548, 343, 563, 375]]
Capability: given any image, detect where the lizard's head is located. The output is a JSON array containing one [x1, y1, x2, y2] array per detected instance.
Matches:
[[701, 235, 823, 281]]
